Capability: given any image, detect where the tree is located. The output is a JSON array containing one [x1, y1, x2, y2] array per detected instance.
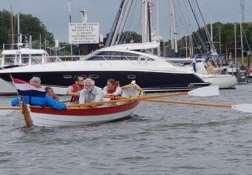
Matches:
[[118, 31, 142, 44], [104, 31, 142, 45], [0, 10, 54, 49], [178, 22, 252, 57]]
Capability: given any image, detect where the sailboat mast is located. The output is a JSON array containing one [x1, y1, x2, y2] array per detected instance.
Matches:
[[147, 1, 152, 42], [210, 22, 213, 45], [10, 6, 15, 49], [170, 0, 178, 53], [141, 0, 148, 42], [234, 24, 237, 66], [240, 0, 245, 65], [67, 0, 73, 55]]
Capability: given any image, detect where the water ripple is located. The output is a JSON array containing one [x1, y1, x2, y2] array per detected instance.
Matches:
[[0, 84, 252, 174]]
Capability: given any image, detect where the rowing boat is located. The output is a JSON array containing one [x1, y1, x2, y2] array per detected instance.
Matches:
[[28, 99, 139, 127]]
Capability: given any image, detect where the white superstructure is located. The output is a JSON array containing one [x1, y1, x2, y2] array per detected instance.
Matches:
[[0, 48, 49, 68]]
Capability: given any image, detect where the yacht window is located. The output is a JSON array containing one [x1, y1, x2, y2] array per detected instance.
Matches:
[[4, 55, 15, 65], [31, 57, 42, 64], [147, 57, 154, 61], [87, 51, 140, 61], [63, 75, 72, 79], [80, 74, 87, 79], [32, 54, 43, 57], [46, 57, 58, 63], [127, 74, 136, 79], [88, 74, 100, 79], [87, 55, 106, 60], [21, 54, 29, 64]]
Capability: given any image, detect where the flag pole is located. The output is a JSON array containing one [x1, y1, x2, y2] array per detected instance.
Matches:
[[10, 75, 33, 128]]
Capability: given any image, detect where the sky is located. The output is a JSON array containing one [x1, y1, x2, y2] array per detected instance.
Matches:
[[1, 0, 252, 42]]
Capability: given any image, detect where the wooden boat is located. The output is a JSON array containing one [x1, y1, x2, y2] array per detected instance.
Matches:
[[27, 99, 140, 127]]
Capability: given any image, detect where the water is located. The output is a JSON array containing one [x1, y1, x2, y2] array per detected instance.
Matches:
[[0, 84, 252, 175]]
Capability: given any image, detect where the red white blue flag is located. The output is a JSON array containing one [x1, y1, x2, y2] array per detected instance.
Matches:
[[12, 78, 46, 97]]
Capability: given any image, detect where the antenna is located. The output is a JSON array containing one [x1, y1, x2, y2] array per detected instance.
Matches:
[[67, 0, 72, 23], [80, 9, 88, 24], [10, 5, 15, 49], [170, 0, 178, 53]]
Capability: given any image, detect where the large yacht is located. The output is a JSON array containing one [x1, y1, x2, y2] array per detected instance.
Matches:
[[0, 43, 209, 94]]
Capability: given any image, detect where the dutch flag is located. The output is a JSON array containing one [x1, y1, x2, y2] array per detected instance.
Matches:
[[12, 78, 46, 97]]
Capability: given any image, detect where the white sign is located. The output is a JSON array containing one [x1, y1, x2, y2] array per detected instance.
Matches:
[[69, 23, 100, 44]]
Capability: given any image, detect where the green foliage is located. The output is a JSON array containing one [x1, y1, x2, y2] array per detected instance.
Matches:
[[118, 31, 142, 44], [180, 22, 252, 56], [0, 10, 54, 48]]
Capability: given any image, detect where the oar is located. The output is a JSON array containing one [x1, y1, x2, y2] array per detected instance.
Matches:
[[68, 92, 187, 108], [0, 85, 220, 111], [21, 103, 33, 128], [0, 106, 20, 116], [69, 86, 220, 108], [0, 105, 33, 127], [0, 106, 20, 110], [144, 99, 252, 114]]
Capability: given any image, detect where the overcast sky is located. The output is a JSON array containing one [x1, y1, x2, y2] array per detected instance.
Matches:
[[1, 0, 252, 42]]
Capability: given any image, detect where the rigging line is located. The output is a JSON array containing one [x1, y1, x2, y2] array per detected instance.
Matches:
[[176, 0, 194, 36], [116, 0, 134, 44], [194, 0, 216, 52], [187, 0, 207, 52], [173, 0, 194, 52], [105, 0, 125, 46], [118, 0, 138, 43], [243, 30, 252, 52], [111, 0, 130, 45]]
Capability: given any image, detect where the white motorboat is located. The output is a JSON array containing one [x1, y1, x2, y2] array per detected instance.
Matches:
[[198, 74, 237, 89], [0, 43, 209, 93], [182, 62, 237, 89]]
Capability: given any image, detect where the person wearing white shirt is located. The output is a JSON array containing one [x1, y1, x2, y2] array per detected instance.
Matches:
[[79, 78, 104, 104]]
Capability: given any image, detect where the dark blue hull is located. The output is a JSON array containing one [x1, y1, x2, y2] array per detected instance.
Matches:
[[0, 71, 209, 92]]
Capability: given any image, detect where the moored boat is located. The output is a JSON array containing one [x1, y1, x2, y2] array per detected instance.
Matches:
[[198, 74, 237, 89], [0, 44, 209, 93], [28, 99, 139, 127]]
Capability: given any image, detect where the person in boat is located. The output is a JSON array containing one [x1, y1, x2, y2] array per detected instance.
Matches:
[[103, 79, 122, 98], [45, 87, 59, 101], [206, 60, 221, 74], [192, 57, 197, 72], [29, 76, 42, 88], [67, 76, 84, 103], [79, 78, 104, 104], [11, 77, 66, 110]]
